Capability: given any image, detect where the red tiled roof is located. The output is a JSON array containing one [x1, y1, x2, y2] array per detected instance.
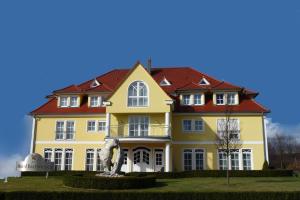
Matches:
[[31, 98, 106, 115], [31, 66, 269, 115]]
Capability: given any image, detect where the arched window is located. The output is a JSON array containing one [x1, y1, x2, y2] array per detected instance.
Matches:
[[128, 81, 148, 107]]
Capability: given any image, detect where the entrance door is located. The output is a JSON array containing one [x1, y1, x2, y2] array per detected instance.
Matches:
[[133, 148, 152, 172], [154, 149, 164, 172]]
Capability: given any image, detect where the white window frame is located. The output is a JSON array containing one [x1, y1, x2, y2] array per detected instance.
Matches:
[[87, 120, 97, 132], [44, 148, 53, 163], [216, 118, 240, 140], [96, 148, 104, 171], [55, 120, 75, 140], [85, 149, 95, 171], [182, 119, 205, 133], [182, 94, 191, 105], [217, 149, 252, 170], [242, 149, 253, 170], [128, 116, 150, 137], [59, 96, 69, 107], [98, 121, 106, 132], [127, 81, 149, 107], [216, 93, 225, 105], [64, 148, 73, 171], [90, 96, 102, 107], [70, 96, 79, 107], [54, 148, 63, 171], [182, 148, 205, 171], [193, 94, 204, 105]]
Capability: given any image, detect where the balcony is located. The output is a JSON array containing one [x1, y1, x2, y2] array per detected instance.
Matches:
[[107, 124, 171, 141]]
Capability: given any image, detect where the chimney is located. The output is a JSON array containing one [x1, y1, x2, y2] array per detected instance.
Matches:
[[147, 57, 152, 73]]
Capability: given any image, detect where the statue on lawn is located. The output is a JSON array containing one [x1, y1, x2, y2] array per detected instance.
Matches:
[[97, 138, 124, 176]]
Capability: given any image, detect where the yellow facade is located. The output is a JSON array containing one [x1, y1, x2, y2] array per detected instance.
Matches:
[[32, 64, 268, 172]]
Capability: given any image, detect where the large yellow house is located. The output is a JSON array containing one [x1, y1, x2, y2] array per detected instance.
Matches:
[[30, 62, 269, 172]]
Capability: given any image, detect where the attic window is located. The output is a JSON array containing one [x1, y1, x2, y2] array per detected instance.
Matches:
[[199, 77, 210, 85], [160, 77, 171, 86], [90, 79, 100, 88]]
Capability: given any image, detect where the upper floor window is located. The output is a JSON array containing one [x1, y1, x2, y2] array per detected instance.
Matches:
[[183, 95, 191, 105], [128, 81, 148, 107], [129, 116, 149, 136], [87, 120, 106, 132], [194, 94, 203, 105], [217, 119, 240, 139], [182, 119, 204, 132], [60, 97, 68, 107], [55, 120, 75, 140], [59, 96, 79, 107], [70, 96, 78, 107], [227, 93, 237, 105], [90, 96, 102, 107], [216, 94, 225, 105], [215, 93, 238, 105]]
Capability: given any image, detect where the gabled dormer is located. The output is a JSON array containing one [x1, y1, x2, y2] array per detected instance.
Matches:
[[199, 77, 210, 85], [160, 77, 171, 86], [57, 96, 80, 107]]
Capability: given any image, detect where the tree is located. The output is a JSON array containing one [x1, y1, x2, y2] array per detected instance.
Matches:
[[215, 107, 241, 185]]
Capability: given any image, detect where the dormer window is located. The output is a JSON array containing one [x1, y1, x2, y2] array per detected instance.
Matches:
[[70, 96, 78, 107], [60, 97, 68, 107], [128, 81, 148, 107], [199, 77, 210, 85], [216, 94, 225, 105], [160, 77, 171, 86], [90, 96, 102, 107], [90, 79, 100, 88], [183, 95, 191, 105], [59, 96, 80, 108], [215, 93, 238, 105]]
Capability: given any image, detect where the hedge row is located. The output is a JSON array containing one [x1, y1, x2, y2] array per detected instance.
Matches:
[[126, 170, 295, 178], [1, 191, 300, 200], [63, 174, 156, 189], [21, 170, 294, 178]]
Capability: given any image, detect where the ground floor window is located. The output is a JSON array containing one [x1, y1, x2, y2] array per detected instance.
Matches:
[[65, 149, 73, 171], [183, 149, 204, 171], [44, 148, 52, 163], [54, 149, 63, 171], [218, 149, 252, 170], [86, 149, 94, 171], [242, 149, 252, 170]]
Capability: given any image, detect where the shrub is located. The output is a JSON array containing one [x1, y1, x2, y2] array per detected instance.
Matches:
[[63, 174, 156, 189], [127, 170, 294, 179], [262, 160, 269, 170], [1, 191, 300, 200]]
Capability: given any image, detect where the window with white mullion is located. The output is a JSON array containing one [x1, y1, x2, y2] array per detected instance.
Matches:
[[194, 94, 202, 105], [183, 149, 193, 171], [87, 120, 96, 132], [242, 149, 252, 170], [216, 93, 225, 105], [129, 116, 149, 137], [227, 93, 236, 105], [98, 121, 106, 132], [96, 149, 104, 171], [128, 81, 148, 107], [55, 121, 65, 140], [195, 149, 204, 170], [54, 149, 63, 171], [230, 150, 240, 170], [64, 149, 73, 171], [85, 149, 94, 171], [218, 150, 228, 170], [90, 96, 102, 107], [44, 149, 52, 163], [70, 96, 78, 107], [182, 95, 191, 105], [66, 121, 75, 140], [59, 96, 68, 107], [183, 120, 204, 132]]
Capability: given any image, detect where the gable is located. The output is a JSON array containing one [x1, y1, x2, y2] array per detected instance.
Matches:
[[107, 64, 172, 113]]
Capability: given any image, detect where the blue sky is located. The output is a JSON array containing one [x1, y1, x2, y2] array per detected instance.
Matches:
[[0, 0, 299, 159]]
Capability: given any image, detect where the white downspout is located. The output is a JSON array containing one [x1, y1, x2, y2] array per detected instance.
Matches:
[[30, 116, 36, 154]]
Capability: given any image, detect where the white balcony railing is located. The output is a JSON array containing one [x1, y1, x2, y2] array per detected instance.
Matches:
[[109, 124, 170, 138]]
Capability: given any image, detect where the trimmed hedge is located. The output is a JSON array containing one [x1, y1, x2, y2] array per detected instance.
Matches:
[[127, 170, 295, 179], [63, 174, 156, 189], [1, 191, 300, 200], [22, 170, 294, 178]]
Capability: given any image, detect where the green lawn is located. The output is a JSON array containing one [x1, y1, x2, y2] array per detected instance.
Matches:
[[1, 176, 300, 192]]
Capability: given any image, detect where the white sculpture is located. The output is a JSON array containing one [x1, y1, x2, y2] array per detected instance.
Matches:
[[97, 138, 124, 176]]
